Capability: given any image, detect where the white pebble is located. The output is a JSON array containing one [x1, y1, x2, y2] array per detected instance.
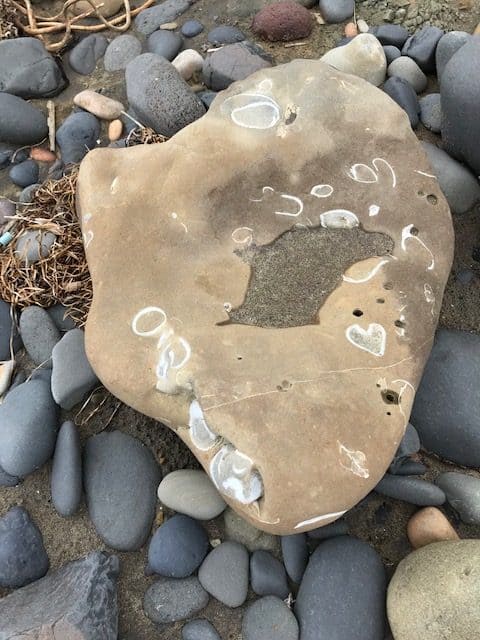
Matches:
[[172, 49, 204, 80]]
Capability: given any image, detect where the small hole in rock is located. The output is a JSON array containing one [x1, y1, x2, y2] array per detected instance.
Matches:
[[383, 282, 393, 290], [376, 383, 381, 388], [382, 389, 399, 405], [376, 298, 385, 304], [417, 190, 424, 197], [427, 194, 438, 205], [394, 320, 406, 328], [352, 309, 363, 317], [386, 411, 391, 416], [410, 226, 419, 236], [237, 356, 243, 360]]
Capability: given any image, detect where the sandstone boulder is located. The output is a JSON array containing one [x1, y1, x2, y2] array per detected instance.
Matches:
[[77, 59, 453, 534]]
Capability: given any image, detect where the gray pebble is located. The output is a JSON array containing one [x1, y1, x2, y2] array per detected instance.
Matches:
[[51, 328, 98, 409], [19, 305, 61, 366], [15, 229, 56, 265], [203, 41, 271, 91], [370, 24, 410, 48], [0, 94, 48, 146], [134, 0, 191, 36], [387, 56, 427, 93], [243, 596, 299, 640], [0, 301, 21, 361], [391, 460, 428, 476], [18, 183, 41, 204], [402, 26, 444, 73], [281, 533, 308, 583], [104, 34, 142, 71], [198, 541, 249, 608], [307, 518, 349, 539], [51, 420, 82, 517], [318, 0, 354, 23], [157, 469, 226, 520], [383, 76, 419, 128], [375, 474, 446, 506], [250, 549, 289, 599], [47, 304, 76, 332], [435, 31, 470, 81], [181, 20, 204, 37], [9, 159, 39, 188], [223, 507, 280, 555], [146, 30, 183, 61], [0, 464, 21, 487], [436, 472, 480, 525], [419, 93, 441, 132], [182, 619, 221, 640], [144, 576, 209, 624], [389, 423, 421, 473], [383, 45, 401, 65], [56, 112, 100, 165], [198, 91, 217, 109], [207, 25, 245, 44], [69, 34, 108, 75]]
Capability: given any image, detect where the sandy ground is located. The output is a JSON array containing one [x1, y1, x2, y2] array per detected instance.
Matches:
[[1, 1, 480, 638]]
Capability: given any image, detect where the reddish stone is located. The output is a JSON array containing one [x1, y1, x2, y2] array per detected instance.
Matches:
[[252, 1, 313, 42]]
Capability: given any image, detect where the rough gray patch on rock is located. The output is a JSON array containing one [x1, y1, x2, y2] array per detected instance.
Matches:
[[0, 551, 119, 640], [203, 41, 272, 91], [134, 0, 191, 35], [419, 93, 442, 133], [198, 541, 249, 608], [104, 34, 142, 71], [436, 472, 480, 525], [0, 93, 48, 145], [51, 420, 82, 517], [243, 596, 299, 640], [19, 305, 61, 366], [224, 507, 280, 555], [435, 31, 470, 81], [69, 34, 108, 75], [157, 469, 226, 520], [143, 576, 209, 624]]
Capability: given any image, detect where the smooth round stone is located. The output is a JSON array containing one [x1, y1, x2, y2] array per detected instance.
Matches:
[[370, 24, 410, 48], [223, 507, 280, 555], [198, 541, 249, 608], [18, 183, 41, 204], [157, 469, 226, 520], [250, 550, 289, 599], [281, 533, 308, 583], [383, 45, 401, 64], [0, 506, 49, 588], [202, 42, 271, 91], [69, 34, 108, 75], [410, 330, 480, 467], [375, 474, 446, 506], [435, 31, 470, 81], [383, 76, 419, 127], [389, 423, 421, 473], [56, 112, 100, 165], [51, 420, 82, 517], [19, 305, 61, 366], [182, 619, 221, 640], [181, 19, 204, 37], [84, 430, 161, 550], [144, 576, 209, 624], [243, 596, 299, 640], [419, 93, 441, 132], [14, 230, 56, 265], [252, 1, 313, 42], [207, 25, 245, 44], [104, 34, 142, 71], [108, 119, 123, 141], [146, 30, 183, 61], [73, 90, 124, 121], [9, 159, 39, 187], [148, 514, 209, 577], [198, 91, 217, 109], [47, 304, 76, 332], [307, 518, 348, 539], [387, 541, 480, 640], [51, 329, 98, 409], [134, 0, 190, 35], [0, 93, 48, 146], [392, 460, 427, 476], [320, 33, 387, 86], [402, 26, 444, 73], [407, 507, 459, 548], [172, 49, 204, 80], [0, 464, 20, 486], [318, 0, 354, 23], [436, 472, 480, 525], [387, 56, 427, 93], [0, 301, 21, 361], [295, 536, 386, 640]]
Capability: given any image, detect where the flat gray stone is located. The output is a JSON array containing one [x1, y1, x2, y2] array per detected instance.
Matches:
[[198, 541, 249, 608], [203, 41, 271, 91], [250, 549, 289, 599], [19, 305, 61, 366], [436, 472, 480, 524], [0, 93, 48, 145], [104, 34, 142, 71], [144, 576, 209, 624], [69, 34, 108, 75], [387, 57, 427, 93], [419, 93, 441, 132], [51, 420, 82, 517], [135, 0, 191, 35], [243, 596, 299, 640], [157, 469, 226, 519], [146, 30, 183, 61], [281, 533, 308, 583]]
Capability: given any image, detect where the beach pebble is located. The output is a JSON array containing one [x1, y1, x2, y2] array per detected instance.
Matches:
[[148, 514, 209, 577], [421, 142, 480, 214], [0, 463, 20, 487], [134, 0, 190, 35], [182, 619, 221, 640], [281, 533, 308, 583], [0, 197, 15, 227], [146, 29, 183, 60], [345, 22, 358, 38], [0, 506, 49, 588], [157, 469, 226, 519], [435, 31, 470, 81], [47, 304, 76, 332], [389, 423, 421, 473], [69, 34, 108, 75], [51, 329, 98, 409], [9, 159, 39, 188], [30, 147, 56, 163], [318, 0, 354, 23], [181, 19, 204, 37], [387, 56, 427, 93], [104, 34, 142, 71], [307, 518, 349, 539], [224, 507, 280, 554], [172, 49, 204, 80], [375, 474, 446, 506], [73, 90, 124, 120], [383, 76, 419, 127], [0, 374, 58, 477], [199, 91, 217, 109], [0, 94, 48, 146], [320, 33, 387, 86], [436, 472, 480, 525], [203, 42, 271, 91], [402, 26, 443, 73], [411, 330, 480, 467], [296, 536, 386, 640], [144, 576, 209, 624], [199, 541, 249, 607], [407, 506, 459, 548], [126, 54, 206, 136], [84, 430, 161, 550], [419, 93, 441, 132], [250, 549, 289, 598], [14, 229, 56, 265], [18, 183, 41, 204], [19, 305, 61, 365], [370, 24, 409, 48], [108, 119, 123, 141], [243, 596, 299, 640], [0, 301, 21, 361], [51, 420, 82, 517], [392, 460, 428, 476], [56, 112, 100, 165], [207, 25, 245, 44], [252, 1, 313, 41]]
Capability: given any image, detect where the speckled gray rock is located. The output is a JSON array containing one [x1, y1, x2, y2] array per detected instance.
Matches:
[[182, 19, 204, 37], [375, 474, 446, 506], [157, 469, 226, 520], [207, 25, 245, 44], [104, 34, 142, 71], [51, 329, 98, 409], [0, 374, 58, 477], [383, 45, 401, 64], [243, 596, 299, 640], [224, 508, 280, 555], [0, 464, 20, 487], [9, 159, 39, 188], [0, 551, 119, 640], [0, 506, 48, 588], [126, 54, 205, 136], [69, 34, 108, 75], [402, 26, 443, 74], [383, 76, 419, 127], [198, 541, 249, 608], [421, 142, 480, 214], [84, 430, 161, 550], [147, 514, 209, 577], [0, 94, 48, 146], [318, 0, 354, 23], [307, 519, 349, 539], [411, 330, 480, 467], [435, 31, 470, 81], [56, 112, 100, 165], [281, 533, 308, 583], [387, 56, 427, 93], [203, 41, 271, 91], [370, 24, 409, 48], [144, 576, 209, 624], [48, 304, 76, 331], [0, 301, 21, 361], [134, 0, 191, 36], [182, 619, 221, 640], [419, 93, 441, 132], [295, 536, 386, 640], [436, 472, 480, 524], [146, 30, 183, 60], [0, 37, 66, 98], [51, 420, 82, 517], [250, 550, 289, 598], [19, 306, 61, 366]]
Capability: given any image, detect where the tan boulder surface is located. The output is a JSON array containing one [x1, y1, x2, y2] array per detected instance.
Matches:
[[77, 59, 453, 534]]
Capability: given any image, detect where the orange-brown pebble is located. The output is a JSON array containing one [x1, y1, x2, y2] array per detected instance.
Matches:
[[345, 22, 358, 38], [30, 147, 56, 163], [407, 507, 459, 549], [474, 23, 480, 35], [108, 119, 123, 142]]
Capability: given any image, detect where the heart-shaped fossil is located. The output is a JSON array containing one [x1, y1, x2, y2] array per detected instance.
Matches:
[[346, 323, 387, 357]]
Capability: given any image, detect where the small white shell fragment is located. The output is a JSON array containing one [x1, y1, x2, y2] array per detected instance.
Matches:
[[210, 444, 263, 504], [0, 360, 14, 396], [189, 400, 220, 450]]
